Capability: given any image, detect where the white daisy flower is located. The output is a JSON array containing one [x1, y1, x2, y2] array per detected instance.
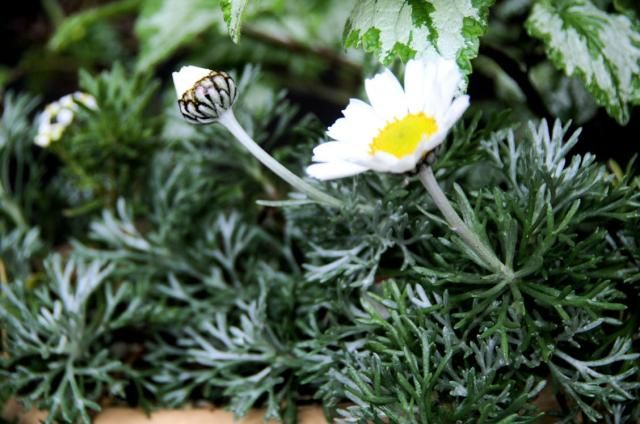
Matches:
[[306, 57, 470, 180], [34, 91, 98, 147]]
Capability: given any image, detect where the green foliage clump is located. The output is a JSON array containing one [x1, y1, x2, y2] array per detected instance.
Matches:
[[51, 64, 161, 215], [1, 0, 640, 423], [0, 256, 151, 423]]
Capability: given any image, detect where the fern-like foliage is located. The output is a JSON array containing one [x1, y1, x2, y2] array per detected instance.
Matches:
[[0, 256, 154, 424], [1, 61, 638, 423]]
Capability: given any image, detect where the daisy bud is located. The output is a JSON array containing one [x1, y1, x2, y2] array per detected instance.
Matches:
[[172, 65, 237, 124]]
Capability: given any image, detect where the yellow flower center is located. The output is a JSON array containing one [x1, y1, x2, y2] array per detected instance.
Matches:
[[369, 113, 438, 158]]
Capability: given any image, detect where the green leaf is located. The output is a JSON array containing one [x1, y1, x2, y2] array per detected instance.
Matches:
[[135, 0, 223, 71], [344, 0, 495, 74], [221, 0, 249, 43], [48, 0, 141, 52], [526, 0, 640, 125]]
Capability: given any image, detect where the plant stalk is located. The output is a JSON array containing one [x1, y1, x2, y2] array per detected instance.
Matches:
[[418, 165, 511, 277], [218, 110, 343, 208]]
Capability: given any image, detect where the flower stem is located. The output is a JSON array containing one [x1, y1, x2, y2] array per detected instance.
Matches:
[[418, 165, 511, 276], [218, 110, 343, 208]]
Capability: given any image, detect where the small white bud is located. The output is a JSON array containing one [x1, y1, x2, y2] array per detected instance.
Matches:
[[33, 92, 97, 148], [45, 102, 61, 115], [59, 94, 75, 108], [57, 109, 74, 125], [34, 134, 50, 147], [49, 123, 64, 141], [172, 65, 237, 124]]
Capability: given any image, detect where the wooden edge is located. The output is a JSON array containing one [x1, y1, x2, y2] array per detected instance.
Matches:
[[2, 399, 329, 424]]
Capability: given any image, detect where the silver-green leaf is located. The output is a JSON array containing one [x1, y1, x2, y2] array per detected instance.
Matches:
[[344, 0, 495, 75], [526, 0, 640, 125], [221, 0, 249, 43]]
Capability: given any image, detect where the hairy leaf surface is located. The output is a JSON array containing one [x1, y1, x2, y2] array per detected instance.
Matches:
[[221, 0, 249, 43], [526, 0, 640, 124], [344, 0, 494, 74]]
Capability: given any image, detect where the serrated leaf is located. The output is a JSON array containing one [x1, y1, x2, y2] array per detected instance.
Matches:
[[526, 0, 640, 125], [134, 0, 223, 70], [221, 0, 249, 43], [344, 0, 494, 75]]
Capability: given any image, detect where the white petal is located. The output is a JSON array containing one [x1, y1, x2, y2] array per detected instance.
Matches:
[[417, 132, 447, 157], [49, 123, 65, 141], [83, 96, 98, 110], [365, 69, 408, 122], [390, 155, 422, 173], [59, 95, 74, 108], [57, 109, 74, 125], [367, 151, 417, 173], [325, 99, 380, 148], [44, 102, 60, 115], [37, 116, 51, 133], [440, 95, 470, 131], [172, 65, 212, 99], [327, 118, 358, 144], [74, 92, 98, 110], [343, 98, 377, 122], [341, 98, 381, 139], [306, 162, 368, 180], [418, 61, 440, 117], [404, 59, 427, 114], [435, 59, 462, 106], [34, 134, 50, 147], [312, 141, 367, 162]]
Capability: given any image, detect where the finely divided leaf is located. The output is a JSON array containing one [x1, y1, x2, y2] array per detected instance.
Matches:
[[344, 0, 494, 75], [221, 0, 249, 43], [135, 0, 223, 70], [526, 0, 640, 125]]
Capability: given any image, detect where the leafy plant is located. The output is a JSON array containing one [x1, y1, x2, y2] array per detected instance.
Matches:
[[0, 256, 153, 424], [1, 0, 639, 423], [526, 0, 640, 125]]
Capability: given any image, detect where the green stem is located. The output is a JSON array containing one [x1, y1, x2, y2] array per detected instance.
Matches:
[[218, 110, 343, 209], [418, 165, 512, 277]]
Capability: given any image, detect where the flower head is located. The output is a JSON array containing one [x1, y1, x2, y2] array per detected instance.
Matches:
[[306, 57, 469, 180], [34, 92, 97, 147], [172, 65, 237, 124]]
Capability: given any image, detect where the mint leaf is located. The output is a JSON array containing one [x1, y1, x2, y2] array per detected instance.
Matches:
[[526, 0, 640, 125], [221, 0, 249, 43], [344, 0, 495, 75], [135, 0, 223, 70]]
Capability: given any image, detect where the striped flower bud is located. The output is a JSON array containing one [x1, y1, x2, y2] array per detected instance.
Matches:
[[172, 65, 237, 124]]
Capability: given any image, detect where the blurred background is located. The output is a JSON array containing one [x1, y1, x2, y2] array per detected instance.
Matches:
[[1, 0, 638, 164]]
